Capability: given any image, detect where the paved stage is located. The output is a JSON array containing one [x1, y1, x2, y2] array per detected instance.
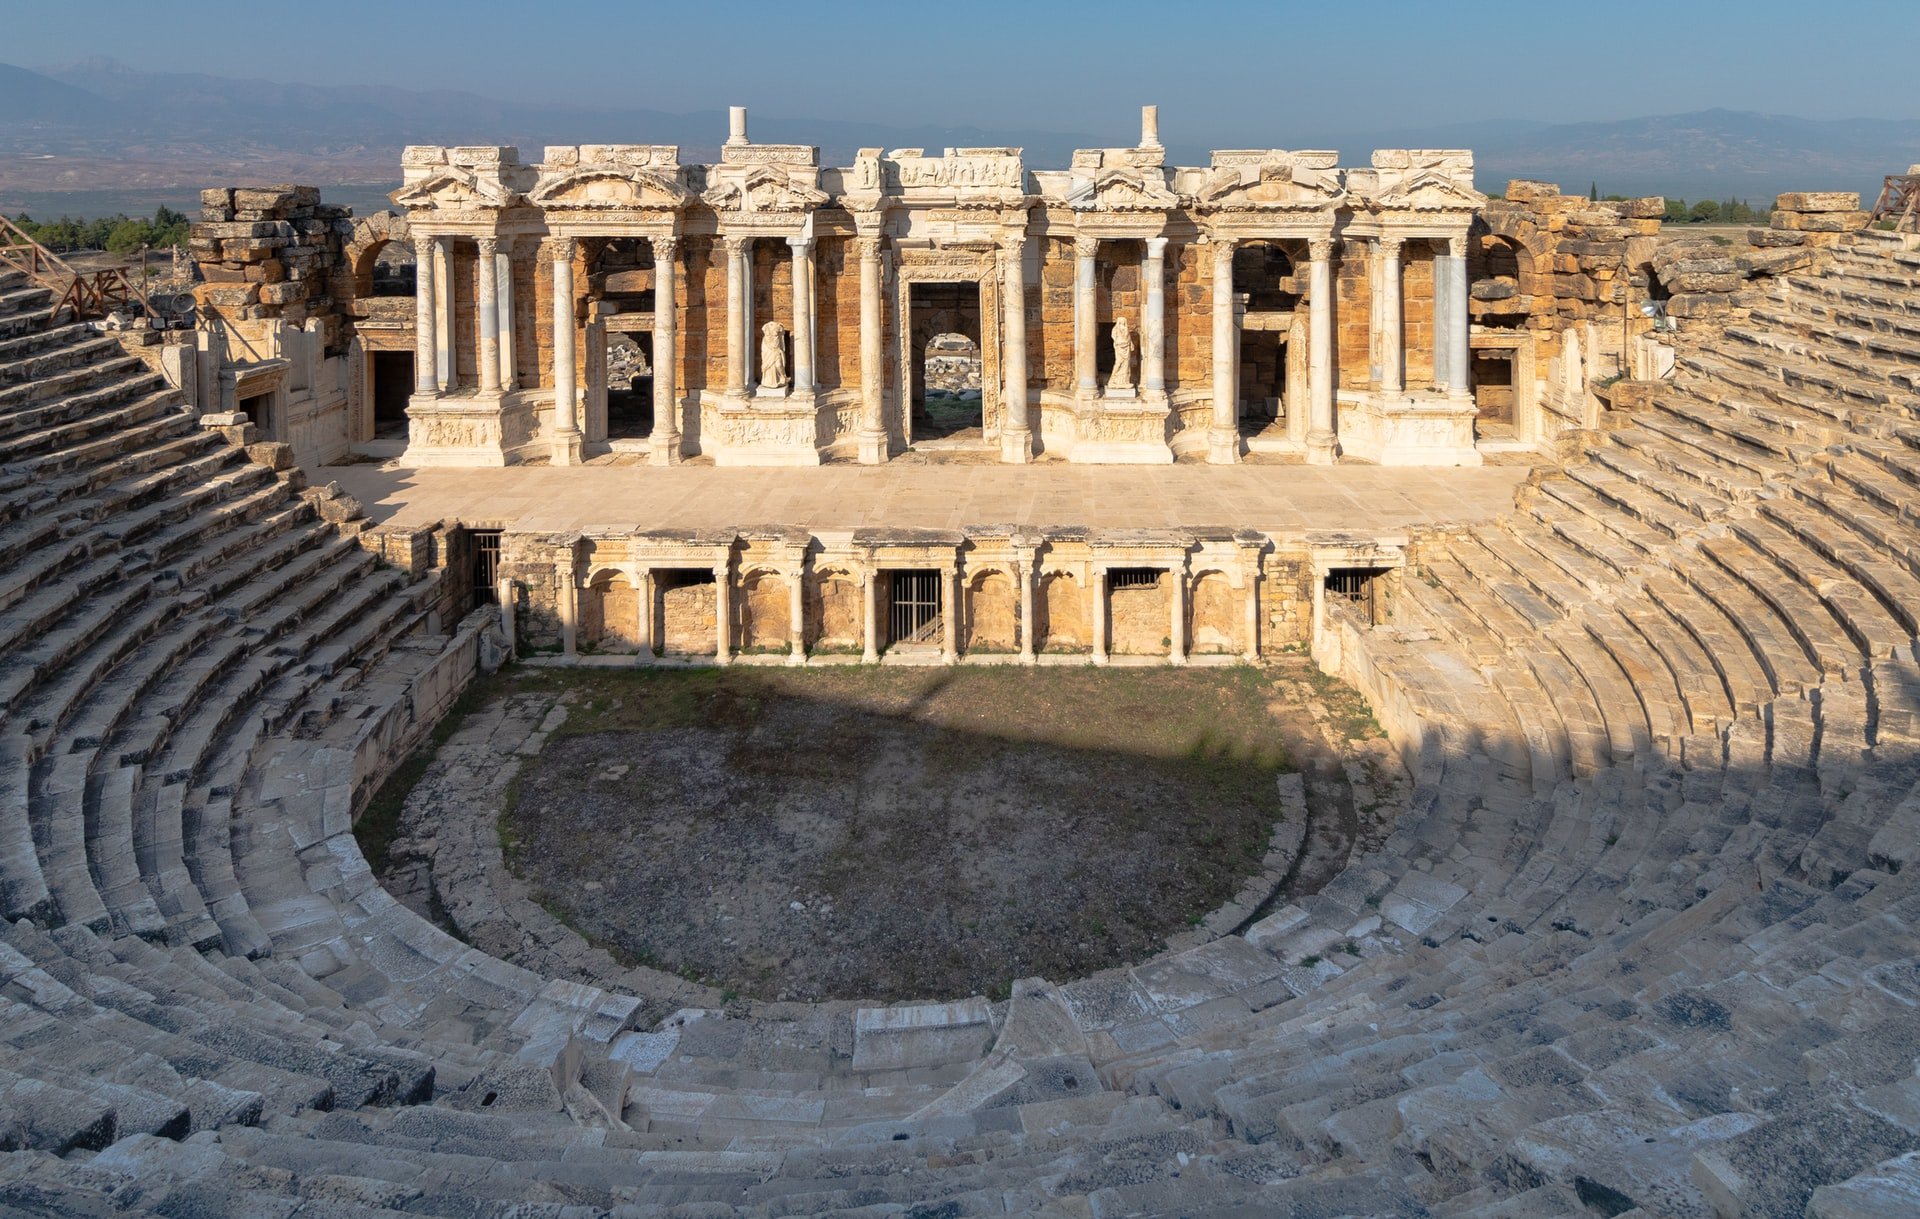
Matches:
[[311, 456, 1535, 538]]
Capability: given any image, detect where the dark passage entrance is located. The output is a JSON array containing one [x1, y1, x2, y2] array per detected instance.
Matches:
[[372, 351, 413, 438], [606, 335, 653, 440], [1326, 568, 1388, 626], [909, 282, 984, 443], [888, 571, 942, 646], [471, 529, 503, 610]]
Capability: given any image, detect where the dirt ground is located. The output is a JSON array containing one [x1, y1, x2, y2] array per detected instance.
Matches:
[[492, 662, 1379, 1003]]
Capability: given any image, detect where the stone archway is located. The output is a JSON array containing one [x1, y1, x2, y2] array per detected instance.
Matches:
[[739, 570, 791, 650], [966, 569, 1018, 652], [1038, 571, 1086, 652]]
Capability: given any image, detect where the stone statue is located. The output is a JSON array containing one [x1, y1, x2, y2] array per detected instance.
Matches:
[[1108, 317, 1135, 391], [760, 320, 789, 390]]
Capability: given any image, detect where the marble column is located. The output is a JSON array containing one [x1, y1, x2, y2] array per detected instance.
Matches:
[[713, 560, 732, 664], [476, 237, 501, 394], [638, 570, 655, 658], [724, 236, 749, 397], [1448, 235, 1472, 399], [1168, 564, 1187, 666], [1073, 235, 1098, 397], [560, 573, 578, 657], [1000, 234, 1031, 463], [650, 235, 681, 464], [942, 565, 960, 665], [434, 236, 452, 390], [789, 236, 815, 394], [1307, 238, 1337, 465], [496, 576, 516, 654], [495, 244, 515, 388], [1378, 236, 1405, 396], [787, 566, 806, 664], [1018, 557, 1036, 664], [1142, 237, 1167, 395], [413, 234, 438, 396], [1243, 563, 1262, 662], [1209, 238, 1239, 463], [1091, 568, 1109, 665], [855, 237, 887, 464], [551, 238, 583, 465], [862, 567, 879, 662]]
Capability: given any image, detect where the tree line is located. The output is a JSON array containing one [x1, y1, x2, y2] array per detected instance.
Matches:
[[6, 207, 192, 256]]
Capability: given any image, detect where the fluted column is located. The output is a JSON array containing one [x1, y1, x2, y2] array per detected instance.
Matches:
[[1169, 562, 1187, 666], [638, 570, 655, 658], [476, 237, 500, 393], [1142, 236, 1167, 395], [942, 564, 960, 665], [1000, 233, 1031, 463], [495, 243, 515, 388], [1448, 234, 1472, 400], [713, 560, 732, 664], [1378, 236, 1404, 396], [1209, 237, 1240, 463], [1073, 235, 1098, 397], [560, 572, 578, 657], [1307, 238, 1337, 465], [789, 236, 815, 394], [650, 235, 681, 464], [855, 236, 887, 464], [1091, 568, 1109, 665], [413, 233, 439, 396], [862, 566, 879, 662], [550, 238, 583, 465], [787, 565, 806, 664], [1243, 563, 1261, 662], [433, 236, 452, 390], [1018, 557, 1036, 664], [724, 235, 749, 397]]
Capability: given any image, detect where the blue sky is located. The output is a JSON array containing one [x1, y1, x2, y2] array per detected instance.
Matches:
[[10, 0, 1920, 136]]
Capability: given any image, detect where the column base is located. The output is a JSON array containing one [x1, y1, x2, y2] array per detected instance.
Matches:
[[649, 432, 684, 466], [857, 429, 889, 465], [1091, 651, 1110, 667], [1207, 427, 1242, 464], [1169, 652, 1188, 667], [786, 649, 806, 667], [551, 428, 585, 467], [1305, 428, 1338, 466], [1000, 426, 1033, 464]]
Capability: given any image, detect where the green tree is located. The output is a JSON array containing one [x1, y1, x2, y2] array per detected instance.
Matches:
[[1665, 198, 1689, 223], [1589, 181, 1599, 202], [1690, 199, 1721, 223]]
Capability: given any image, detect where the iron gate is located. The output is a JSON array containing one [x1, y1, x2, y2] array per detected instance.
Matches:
[[889, 571, 941, 644]]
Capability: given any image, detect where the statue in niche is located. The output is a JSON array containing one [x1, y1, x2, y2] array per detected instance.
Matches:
[[1108, 316, 1135, 391], [760, 320, 789, 390]]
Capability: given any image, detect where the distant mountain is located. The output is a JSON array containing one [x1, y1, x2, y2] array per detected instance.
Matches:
[[3, 58, 1915, 214]]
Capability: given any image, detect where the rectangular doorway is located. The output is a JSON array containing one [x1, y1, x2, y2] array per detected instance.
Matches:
[[1326, 567, 1388, 626], [909, 281, 985, 444], [372, 351, 413, 438], [887, 570, 942, 647]]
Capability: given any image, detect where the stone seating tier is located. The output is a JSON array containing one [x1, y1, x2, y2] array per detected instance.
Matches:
[[1, 233, 1919, 1215]]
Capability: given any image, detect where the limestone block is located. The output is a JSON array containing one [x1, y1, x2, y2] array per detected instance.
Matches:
[[1663, 269, 1743, 294], [232, 186, 299, 213], [1622, 196, 1666, 219], [246, 442, 295, 471], [1775, 191, 1860, 212], [196, 285, 260, 308], [199, 411, 248, 427], [1747, 228, 1806, 248], [258, 282, 307, 306], [1772, 210, 1871, 233], [1736, 247, 1815, 277], [1504, 179, 1561, 201], [1664, 293, 1736, 319]]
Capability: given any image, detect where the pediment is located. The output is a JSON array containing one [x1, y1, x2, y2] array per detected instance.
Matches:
[[1197, 162, 1343, 211], [1370, 170, 1484, 212], [532, 168, 689, 210], [1066, 168, 1179, 213], [392, 170, 511, 211], [703, 165, 827, 214]]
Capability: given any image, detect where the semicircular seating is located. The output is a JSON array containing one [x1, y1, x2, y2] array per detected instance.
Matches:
[[2, 233, 1920, 1217]]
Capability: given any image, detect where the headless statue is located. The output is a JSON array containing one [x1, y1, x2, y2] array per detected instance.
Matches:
[[760, 320, 789, 390], [1108, 316, 1135, 391]]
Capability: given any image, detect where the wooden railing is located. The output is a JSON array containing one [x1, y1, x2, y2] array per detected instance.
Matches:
[[1871, 172, 1920, 234], [0, 214, 150, 321]]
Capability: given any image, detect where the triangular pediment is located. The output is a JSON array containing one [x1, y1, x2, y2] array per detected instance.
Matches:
[[391, 170, 511, 210], [1372, 170, 1484, 212], [1066, 167, 1179, 213], [703, 165, 828, 214], [1197, 162, 1343, 211], [532, 168, 689, 210]]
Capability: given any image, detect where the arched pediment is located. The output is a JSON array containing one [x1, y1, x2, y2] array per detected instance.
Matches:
[[1368, 170, 1486, 213], [531, 167, 690, 210], [391, 169, 512, 211]]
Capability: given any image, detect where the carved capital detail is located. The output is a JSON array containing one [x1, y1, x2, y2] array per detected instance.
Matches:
[[851, 236, 882, 260], [476, 236, 499, 256], [653, 234, 680, 261], [1378, 236, 1405, 260], [1448, 235, 1468, 258], [1144, 236, 1169, 259], [1309, 238, 1336, 262], [1074, 234, 1100, 258]]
